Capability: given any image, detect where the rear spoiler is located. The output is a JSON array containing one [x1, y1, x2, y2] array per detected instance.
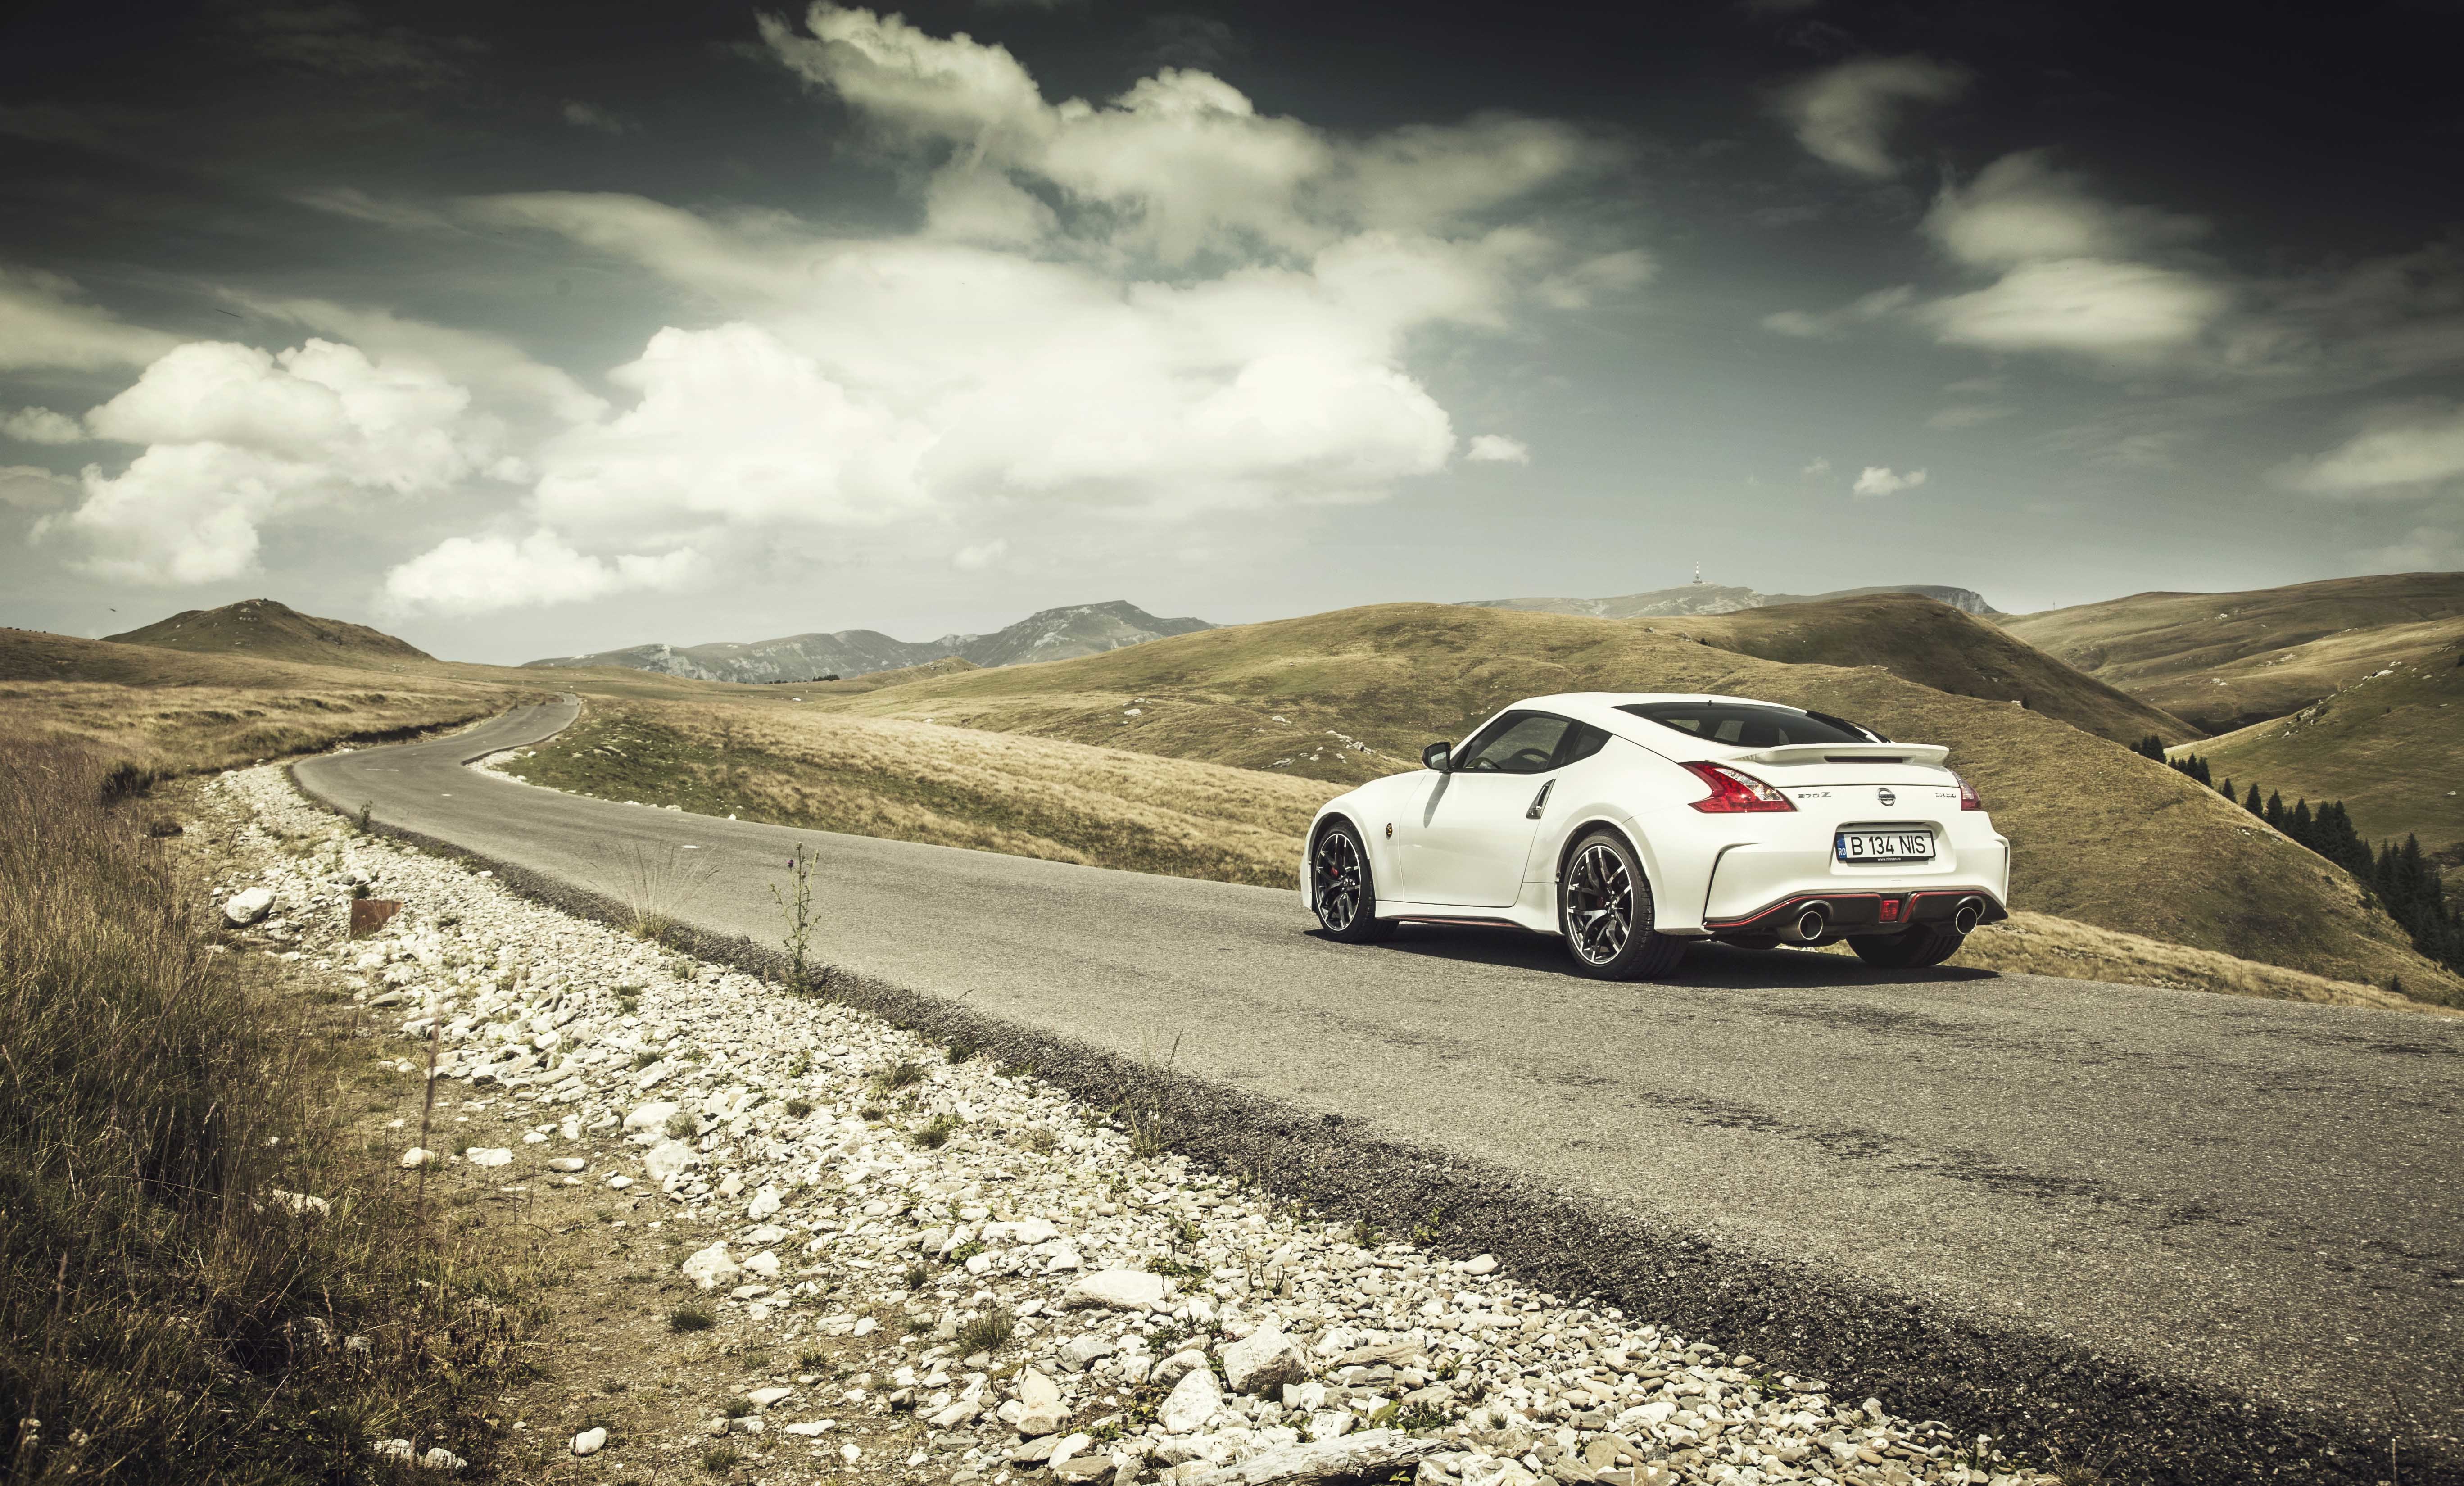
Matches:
[[1729, 742, 1949, 767]]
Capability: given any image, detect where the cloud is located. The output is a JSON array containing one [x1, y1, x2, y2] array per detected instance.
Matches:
[[228, 294, 608, 425], [562, 101, 628, 134], [1924, 152, 2207, 270], [0, 267, 177, 372], [3, 408, 84, 444], [0, 465, 76, 512], [1779, 56, 1966, 178], [952, 538, 1007, 571], [1466, 434, 1531, 463], [1921, 258, 2230, 358], [1800, 456, 1830, 477], [2284, 402, 2464, 497], [1925, 404, 2011, 429], [1851, 466, 1927, 498], [1908, 154, 2226, 364], [382, 530, 701, 614], [1761, 284, 1913, 339], [240, 5, 480, 88], [529, 322, 933, 539], [46, 338, 497, 584], [758, 4, 1615, 263], [290, 187, 462, 234]]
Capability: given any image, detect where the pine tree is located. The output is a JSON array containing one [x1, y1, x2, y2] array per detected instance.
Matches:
[[2289, 799, 2313, 844], [2265, 790, 2285, 827], [2218, 776, 2235, 800], [2243, 783, 2263, 815]]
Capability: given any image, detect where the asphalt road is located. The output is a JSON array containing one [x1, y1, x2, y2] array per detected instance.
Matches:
[[296, 698, 2464, 1479]]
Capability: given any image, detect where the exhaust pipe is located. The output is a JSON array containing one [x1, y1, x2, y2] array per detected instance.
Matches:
[[1788, 904, 1830, 943], [1952, 898, 1983, 935]]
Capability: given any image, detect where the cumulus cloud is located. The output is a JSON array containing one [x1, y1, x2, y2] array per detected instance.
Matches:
[[1800, 456, 1830, 477], [2284, 403, 2464, 497], [383, 8, 1639, 607], [0, 465, 77, 512], [0, 267, 177, 372], [1852, 466, 1927, 498], [381, 530, 701, 614], [45, 338, 498, 584], [3, 407, 83, 444], [758, 4, 1614, 262], [1779, 57, 1966, 178], [1466, 434, 1531, 463]]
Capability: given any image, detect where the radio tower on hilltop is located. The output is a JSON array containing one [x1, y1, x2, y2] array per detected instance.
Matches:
[[1691, 561, 1704, 586]]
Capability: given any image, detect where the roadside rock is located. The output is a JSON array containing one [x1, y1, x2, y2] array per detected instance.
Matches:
[[1221, 1325, 1308, 1395], [224, 887, 275, 925], [1159, 1363, 1223, 1434], [1063, 1269, 1170, 1311]]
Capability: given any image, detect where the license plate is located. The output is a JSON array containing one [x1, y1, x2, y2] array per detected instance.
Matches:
[[1836, 829, 1934, 862]]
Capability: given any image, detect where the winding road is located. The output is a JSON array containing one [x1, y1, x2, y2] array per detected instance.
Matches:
[[295, 698, 2464, 1482]]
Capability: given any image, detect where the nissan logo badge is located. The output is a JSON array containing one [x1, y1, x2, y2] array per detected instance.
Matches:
[[1877, 787, 1897, 806]]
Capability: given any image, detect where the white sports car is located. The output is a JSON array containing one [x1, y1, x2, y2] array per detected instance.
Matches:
[[1301, 693, 2010, 979]]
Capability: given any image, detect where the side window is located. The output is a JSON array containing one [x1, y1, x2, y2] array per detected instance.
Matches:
[[1554, 721, 1610, 768], [1459, 712, 1575, 774]]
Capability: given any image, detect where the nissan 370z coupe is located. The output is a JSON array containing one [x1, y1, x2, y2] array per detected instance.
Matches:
[[1300, 693, 2011, 980]]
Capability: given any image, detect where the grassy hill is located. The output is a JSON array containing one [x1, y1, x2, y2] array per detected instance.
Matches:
[[804, 601, 2459, 998], [2185, 643, 2464, 857], [105, 597, 434, 667], [2000, 572, 2464, 731], [1651, 594, 2199, 746], [0, 628, 510, 776]]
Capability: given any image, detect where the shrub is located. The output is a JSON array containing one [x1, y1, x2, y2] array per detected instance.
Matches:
[[670, 1303, 718, 1333]]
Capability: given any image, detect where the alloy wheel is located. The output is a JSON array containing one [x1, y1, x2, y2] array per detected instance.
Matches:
[[1565, 842, 1633, 965], [1314, 831, 1364, 932]]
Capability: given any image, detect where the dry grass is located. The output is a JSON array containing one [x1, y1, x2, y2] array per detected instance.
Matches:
[[0, 629, 510, 779], [0, 732, 541, 1481], [2186, 644, 2464, 857], [1950, 911, 2457, 1014], [502, 700, 1341, 888], [1654, 595, 2199, 746], [1999, 572, 2464, 731]]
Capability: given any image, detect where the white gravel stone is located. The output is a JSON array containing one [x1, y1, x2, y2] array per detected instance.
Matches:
[[1063, 1268, 1170, 1311], [1159, 1363, 1223, 1434], [463, 1147, 512, 1168], [1220, 1324, 1308, 1395], [224, 886, 275, 925], [398, 1147, 434, 1169], [679, 1242, 741, 1290], [570, 1427, 606, 1456]]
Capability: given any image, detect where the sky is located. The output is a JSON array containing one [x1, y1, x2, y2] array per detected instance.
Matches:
[[3, 0, 2462, 664]]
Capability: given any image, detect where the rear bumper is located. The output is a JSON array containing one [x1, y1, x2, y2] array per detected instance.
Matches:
[[1705, 886, 2009, 937]]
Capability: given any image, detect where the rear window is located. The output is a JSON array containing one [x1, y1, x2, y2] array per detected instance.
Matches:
[[1617, 701, 1879, 748]]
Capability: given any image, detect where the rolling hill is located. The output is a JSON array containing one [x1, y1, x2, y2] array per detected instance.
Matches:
[[1467, 581, 1997, 620], [522, 599, 1212, 683], [104, 598, 433, 667], [805, 601, 2459, 998], [2000, 572, 2464, 731], [1649, 594, 2198, 746], [2185, 640, 2464, 857]]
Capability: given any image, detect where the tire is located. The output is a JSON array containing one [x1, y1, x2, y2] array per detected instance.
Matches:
[[1849, 923, 1966, 970], [1558, 829, 1685, 980], [1311, 822, 1396, 943]]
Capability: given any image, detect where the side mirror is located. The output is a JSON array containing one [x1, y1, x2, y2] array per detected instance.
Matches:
[[1422, 741, 1453, 773]]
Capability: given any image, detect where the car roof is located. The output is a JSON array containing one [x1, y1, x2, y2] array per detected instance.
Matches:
[[1492, 692, 1830, 752]]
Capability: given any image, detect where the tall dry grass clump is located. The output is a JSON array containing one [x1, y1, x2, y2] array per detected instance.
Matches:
[[0, 737, 529, 1481]]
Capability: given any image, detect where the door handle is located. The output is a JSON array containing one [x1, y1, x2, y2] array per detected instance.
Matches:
[[1526, 780, 1554, 820]]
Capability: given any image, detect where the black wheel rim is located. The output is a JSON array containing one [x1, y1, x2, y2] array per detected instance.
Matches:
[[1314, 831, 1364, 931], [1565, 843, 1633, 965]]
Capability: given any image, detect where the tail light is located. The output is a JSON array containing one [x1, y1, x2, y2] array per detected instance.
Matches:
[[1680, 761, 1795, 813], [1952, 770, 1983, 811]]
